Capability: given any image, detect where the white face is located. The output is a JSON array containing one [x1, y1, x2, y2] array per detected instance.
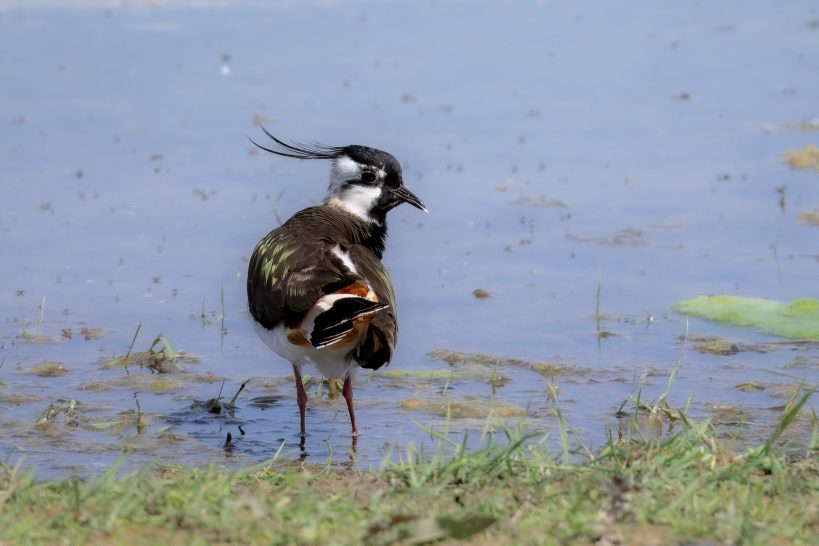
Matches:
[[326, 156, 385, 223], [329, 156, 362, 191]]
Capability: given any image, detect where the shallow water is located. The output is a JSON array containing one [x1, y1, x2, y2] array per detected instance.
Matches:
[[1, 0, 818, 479]]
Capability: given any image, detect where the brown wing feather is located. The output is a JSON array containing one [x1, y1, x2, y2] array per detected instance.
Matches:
[[247, 206, 384, 330], [248, 225, 348, 329], [347, 246, 397, 369], [247, 205, 397, 368]]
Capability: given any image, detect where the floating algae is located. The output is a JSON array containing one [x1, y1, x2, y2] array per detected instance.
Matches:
[[673, 296, 819, 340]]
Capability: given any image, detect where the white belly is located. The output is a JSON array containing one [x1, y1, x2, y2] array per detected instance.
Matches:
[[252, 319, 357, 379]]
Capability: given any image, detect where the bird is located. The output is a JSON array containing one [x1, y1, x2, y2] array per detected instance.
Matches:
[[246, 127, 425, 438]]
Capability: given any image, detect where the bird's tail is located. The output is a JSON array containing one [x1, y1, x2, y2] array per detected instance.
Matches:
[[310, 297, 388, 348]]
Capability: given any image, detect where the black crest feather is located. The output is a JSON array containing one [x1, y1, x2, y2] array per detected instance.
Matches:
[[249, 126, 345, 160]]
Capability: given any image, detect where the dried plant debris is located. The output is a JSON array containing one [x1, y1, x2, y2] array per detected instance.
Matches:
[[380, 369, 456, 380], [686, 335, 777, 355], [103, 334, 199, 372], [399, 395, 525, 419], [80, 375, 181, 393], [84, 417, 133, 432], [61, 326, 105, 341], [783, 118, 819, 132], [79, 327, 105, 340], [80, 373, 223, 393], [0, 392, 42, 405], [103, 327, 190, 372], [762, 118, 819, 133], [734, 382, 766, 392], [472, 288, 491, 299], [784, 355, 819, 369], [429, 349, 586, 376], [58, 326, 104, 340], [102, 351, 197, 372], [35, 399, 79, 427], [566, 228, 648, 246], [514, 195, 567, 208], [783, 145, 819, 171], [19, 330, 59, 345], [28, 360, 70, 377], [798, 210, 819, 226], [708, 403, 753, 427], [608, 228, 648, 245], [379, 366, 508, 390], [619, 398, 689, 425], [766, 383, 812, 401]]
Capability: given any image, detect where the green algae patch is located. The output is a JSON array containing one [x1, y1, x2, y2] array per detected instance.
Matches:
[[673, 296, 819, 340]]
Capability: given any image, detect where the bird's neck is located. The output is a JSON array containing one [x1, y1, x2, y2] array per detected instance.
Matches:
[[323, 202, 388, 259]]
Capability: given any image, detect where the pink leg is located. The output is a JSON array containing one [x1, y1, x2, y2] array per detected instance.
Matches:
[[342, 375, 359, 436], [293, 365, 308, 437]]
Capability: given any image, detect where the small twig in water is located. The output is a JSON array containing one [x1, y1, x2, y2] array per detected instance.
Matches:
[[227, 379, 251, 417], [653, 320, 688, 415], [134, 392, 146, 434]]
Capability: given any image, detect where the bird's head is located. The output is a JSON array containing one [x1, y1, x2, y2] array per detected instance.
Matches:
[[251, 127, 426, 225]]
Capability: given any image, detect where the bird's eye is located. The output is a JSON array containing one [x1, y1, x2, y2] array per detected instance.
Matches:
[[361, 171, 377, 183]]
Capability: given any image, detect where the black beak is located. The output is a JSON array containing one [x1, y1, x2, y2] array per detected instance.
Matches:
[[393, 186, 427, 212]]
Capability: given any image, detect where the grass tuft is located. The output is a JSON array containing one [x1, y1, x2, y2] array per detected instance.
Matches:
[[1, 395, 816, 545]]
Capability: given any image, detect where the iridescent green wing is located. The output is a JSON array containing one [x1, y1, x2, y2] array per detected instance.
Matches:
[[247, 226, 349, 329]]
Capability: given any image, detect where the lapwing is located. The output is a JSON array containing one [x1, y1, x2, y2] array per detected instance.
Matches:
[[247, 128, 425, 437]]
